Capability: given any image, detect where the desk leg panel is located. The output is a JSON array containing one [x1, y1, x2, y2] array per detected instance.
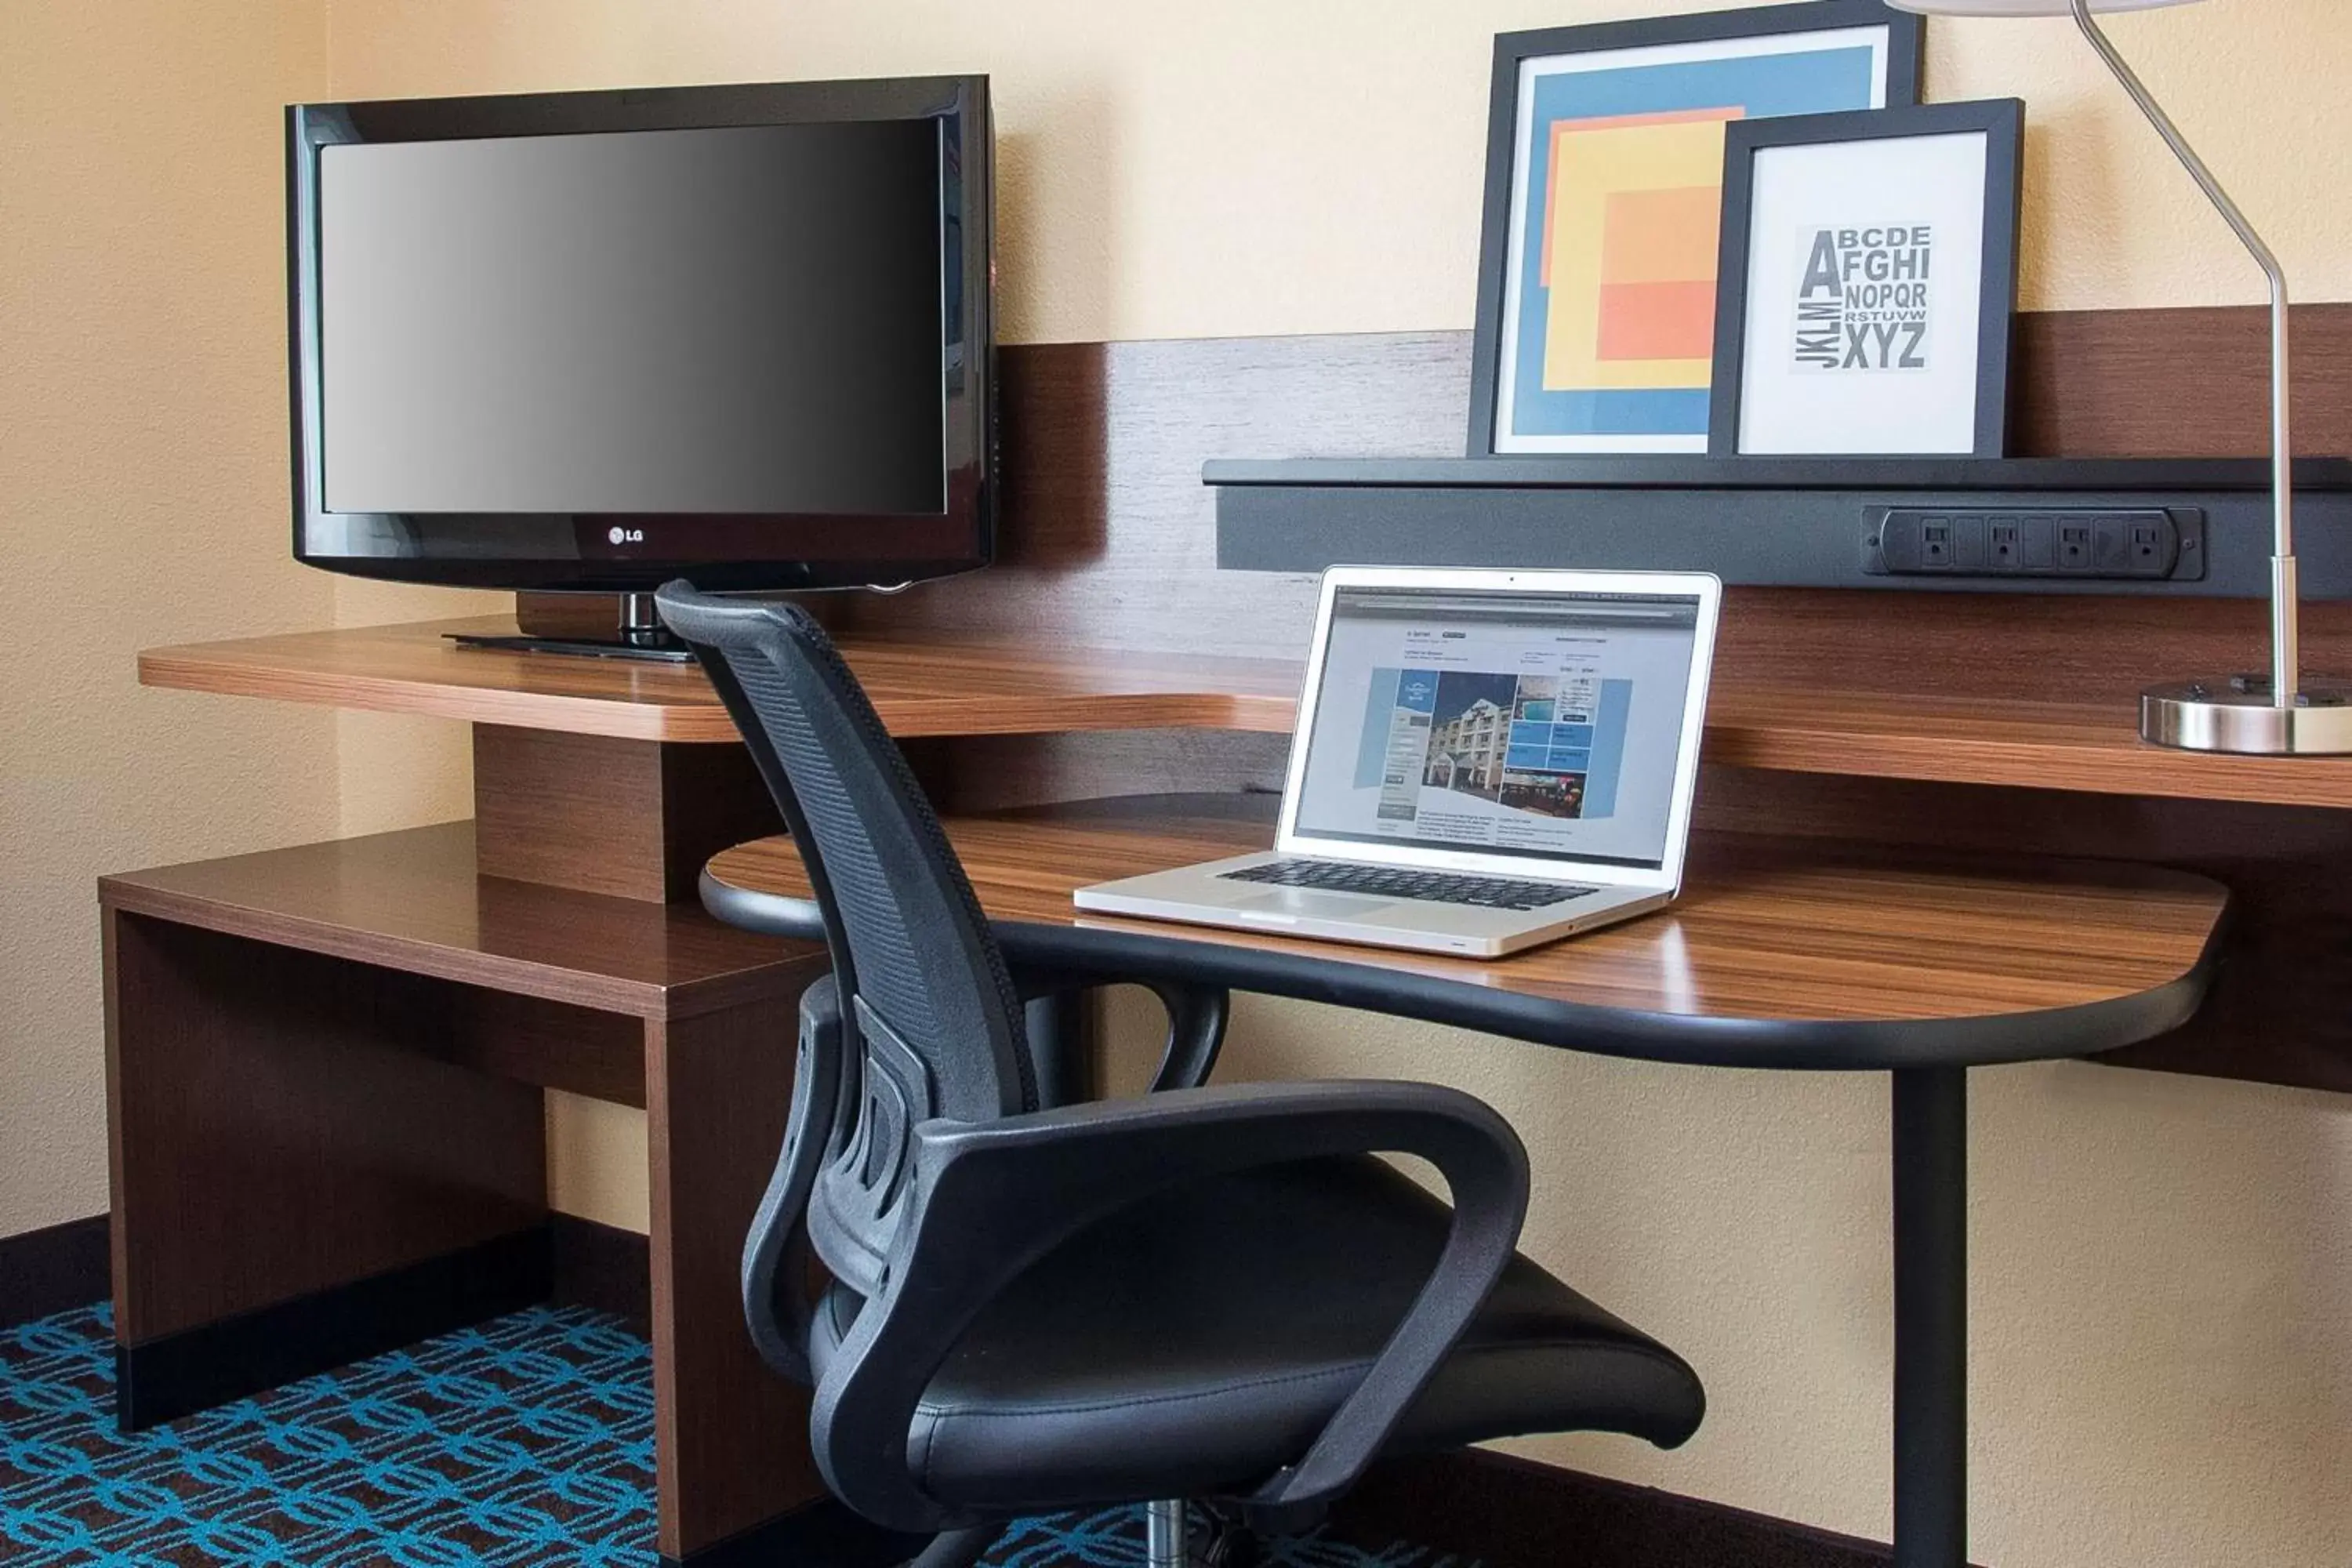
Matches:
[[101, 910, 550, 1385], [1890, 1066, 1969, 1568], [644, 987, 827, 1563]]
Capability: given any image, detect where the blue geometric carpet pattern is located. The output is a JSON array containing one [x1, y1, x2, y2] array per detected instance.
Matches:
[[1, 1303, 653, 1566], [0, 1303, 1478, 1568]]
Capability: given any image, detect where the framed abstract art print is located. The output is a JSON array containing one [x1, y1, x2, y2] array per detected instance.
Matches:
[[1467, 1, 1923, 456]]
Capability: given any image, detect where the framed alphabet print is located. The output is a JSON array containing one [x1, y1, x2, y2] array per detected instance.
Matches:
[[1468, 1, 1923, 457], [1708, 100, 2024, 457]]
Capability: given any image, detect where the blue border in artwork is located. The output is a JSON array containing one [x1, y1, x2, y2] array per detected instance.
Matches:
[[1506, 44, 1883, 441]]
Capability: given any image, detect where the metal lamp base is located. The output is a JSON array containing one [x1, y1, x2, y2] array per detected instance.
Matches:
[[2140, 675, 2352, 754]]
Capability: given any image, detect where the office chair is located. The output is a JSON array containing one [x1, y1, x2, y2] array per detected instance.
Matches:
[[654, 583, 1706, 1568]]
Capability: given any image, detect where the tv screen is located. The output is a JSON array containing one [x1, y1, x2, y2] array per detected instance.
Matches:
[[288, 78, 992, 593]]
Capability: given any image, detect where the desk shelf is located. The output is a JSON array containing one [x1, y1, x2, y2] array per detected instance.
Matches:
[[138, 619, 2352, 808], [139, 616, 1301, 742], [1704, 684, 2352, 809], [100, 820, 811, 1022]]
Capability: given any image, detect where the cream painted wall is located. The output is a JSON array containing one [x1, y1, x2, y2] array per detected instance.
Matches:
[[31, 0, 2319, 1560], [321, 0, 2352, 340], [0, 1, 340, 1239]]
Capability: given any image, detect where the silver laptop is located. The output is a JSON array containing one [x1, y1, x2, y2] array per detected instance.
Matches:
[[1075, 567, 1722, 959]]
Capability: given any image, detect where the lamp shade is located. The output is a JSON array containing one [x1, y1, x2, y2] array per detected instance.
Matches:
[[1882, 0, 2198, 13]]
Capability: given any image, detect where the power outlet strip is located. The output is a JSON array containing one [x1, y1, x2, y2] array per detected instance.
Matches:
[[1863, 506, 2205, 581]]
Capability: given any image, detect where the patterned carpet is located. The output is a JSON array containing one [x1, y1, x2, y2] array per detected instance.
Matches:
[[0, 1303, 1475, 1568]]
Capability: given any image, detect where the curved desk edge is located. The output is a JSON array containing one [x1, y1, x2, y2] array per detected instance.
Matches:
[[697, 866, 2227, 1075]]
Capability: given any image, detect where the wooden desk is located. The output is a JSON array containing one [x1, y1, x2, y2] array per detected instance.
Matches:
[[140, 615, 1303, 741], [703, 793, 2228, 1568], [141, 617, 2352, 808], [108, 624, 1310, 1567], [706, 794, 2226, 1067]]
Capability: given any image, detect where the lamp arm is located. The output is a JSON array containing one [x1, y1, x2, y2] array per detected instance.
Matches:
[[2069, 0, 2296, 705]]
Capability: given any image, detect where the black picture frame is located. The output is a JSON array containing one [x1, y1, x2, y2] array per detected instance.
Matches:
[[1707, 99, 2024, 459], [1466, 0, 1924, 459]]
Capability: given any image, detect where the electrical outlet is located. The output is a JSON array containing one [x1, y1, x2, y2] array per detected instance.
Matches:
[[2130, 522, 2165, 570], [1921, 520, 1952, 568], [1988, 520, 2020, 570], [2058, 524, 2093, 572]]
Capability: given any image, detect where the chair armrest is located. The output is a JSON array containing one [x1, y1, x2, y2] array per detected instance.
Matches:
[[808, 1080, 1530, 1531], [739, 975, 851, 1386], [1140, 980, 1229, 1091], [1015, 974, 1232, 1095]]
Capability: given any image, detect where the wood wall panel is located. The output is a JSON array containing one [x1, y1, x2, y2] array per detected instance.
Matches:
[[826, 332, 1468, 657], [2013, 303, 2352, 460]]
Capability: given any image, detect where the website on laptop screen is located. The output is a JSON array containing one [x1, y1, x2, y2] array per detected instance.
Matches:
[[1293, 588, 1702, 869]]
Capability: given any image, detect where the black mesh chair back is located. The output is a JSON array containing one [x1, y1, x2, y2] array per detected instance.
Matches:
[[655, 585, 1036, 1303]]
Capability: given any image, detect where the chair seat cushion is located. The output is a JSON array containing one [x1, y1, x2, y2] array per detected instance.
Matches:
[[808, 1152, 1703, 1512]]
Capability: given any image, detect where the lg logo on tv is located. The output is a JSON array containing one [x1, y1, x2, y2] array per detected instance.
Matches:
[[608, 526, 644, 546]]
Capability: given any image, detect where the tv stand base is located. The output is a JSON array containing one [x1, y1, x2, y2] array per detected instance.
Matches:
[[449, 591, 691, 661]]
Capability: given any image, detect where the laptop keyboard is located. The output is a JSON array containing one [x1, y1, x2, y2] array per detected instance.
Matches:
[[1219, 860, 1601, 913]]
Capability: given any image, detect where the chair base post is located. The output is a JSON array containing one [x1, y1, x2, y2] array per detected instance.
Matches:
[[1147, 1501, 1189, 1568]]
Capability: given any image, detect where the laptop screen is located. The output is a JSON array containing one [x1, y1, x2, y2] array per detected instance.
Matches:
[[1292, 586, 1704, 869]]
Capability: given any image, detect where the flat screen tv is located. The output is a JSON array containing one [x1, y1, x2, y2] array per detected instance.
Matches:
[[286, 76, 993, 612]]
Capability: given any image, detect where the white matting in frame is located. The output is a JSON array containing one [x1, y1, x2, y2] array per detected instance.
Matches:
[[1733, 130, 1991, 456]]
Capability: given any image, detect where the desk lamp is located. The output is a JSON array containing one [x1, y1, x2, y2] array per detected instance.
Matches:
[[1887, 0, 2352, 753]]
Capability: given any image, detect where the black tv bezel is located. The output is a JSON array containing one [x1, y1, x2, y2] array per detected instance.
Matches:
[[286, 75, 994, 593]]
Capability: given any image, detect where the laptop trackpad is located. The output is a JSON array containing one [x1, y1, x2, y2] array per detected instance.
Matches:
[[1229, 890, 1398, 920]]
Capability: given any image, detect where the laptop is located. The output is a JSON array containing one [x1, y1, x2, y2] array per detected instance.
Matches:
[[1075, 567, 1722, 958]]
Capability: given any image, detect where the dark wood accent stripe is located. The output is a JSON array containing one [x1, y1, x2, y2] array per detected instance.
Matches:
[[1332, 1450, 1986, 1568], [114, 1228, 550, 1432], [2014, 303, 2352, 460], [0, 1213, 111, 1329]]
